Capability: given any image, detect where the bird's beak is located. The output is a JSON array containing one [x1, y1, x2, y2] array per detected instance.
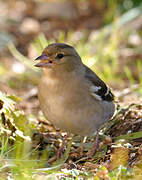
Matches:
[[34, 55, 52, 67]]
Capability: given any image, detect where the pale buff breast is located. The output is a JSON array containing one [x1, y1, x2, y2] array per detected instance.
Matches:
[[38, 75, 115, 136]]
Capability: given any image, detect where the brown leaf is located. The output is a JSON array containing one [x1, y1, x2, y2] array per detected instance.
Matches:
[[0, 99, 4, 110], [110, 147, 129, 170]]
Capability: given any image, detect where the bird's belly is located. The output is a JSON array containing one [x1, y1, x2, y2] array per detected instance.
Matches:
[[38, 92, 111, 136], [38, 76, 115, 136]]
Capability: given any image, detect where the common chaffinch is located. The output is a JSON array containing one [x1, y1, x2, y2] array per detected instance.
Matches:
[[35, 43, 115, 155]]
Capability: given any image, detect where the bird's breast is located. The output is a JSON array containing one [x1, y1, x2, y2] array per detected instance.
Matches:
[[38, 76, 115, 136]]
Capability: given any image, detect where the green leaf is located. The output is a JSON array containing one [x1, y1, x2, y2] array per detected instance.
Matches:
[[114, 131, 142, 140], [8, 95, 22, 103]]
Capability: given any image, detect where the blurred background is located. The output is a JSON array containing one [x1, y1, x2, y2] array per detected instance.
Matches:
[[0, 0, 142, 113], [0, 1, 142, 178]]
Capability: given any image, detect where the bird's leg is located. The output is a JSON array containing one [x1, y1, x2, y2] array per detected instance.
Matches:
[[88, 130, 99, 157], [77, 136, 87, 154], [57, 133, 70, 158]]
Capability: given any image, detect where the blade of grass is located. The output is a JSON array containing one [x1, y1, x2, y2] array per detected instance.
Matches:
[[114, 131, 142, 140], [8, 43, 38, 72]]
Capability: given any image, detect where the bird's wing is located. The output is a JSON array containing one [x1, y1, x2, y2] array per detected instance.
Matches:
[[84, 65, 114, 102]]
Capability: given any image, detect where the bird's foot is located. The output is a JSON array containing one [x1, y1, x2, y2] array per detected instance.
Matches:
[[88, 131, 99, 157], [57, 143, 66, 158], [56, 133, 71, 158]]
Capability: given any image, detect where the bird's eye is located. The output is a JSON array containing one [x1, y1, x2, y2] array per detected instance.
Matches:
[[56, 53, 64, 59]]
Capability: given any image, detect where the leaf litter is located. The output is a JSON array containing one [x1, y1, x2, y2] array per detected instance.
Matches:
[[0, 90, 142, 179]]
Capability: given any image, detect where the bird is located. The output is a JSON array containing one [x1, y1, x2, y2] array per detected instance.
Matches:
[[34, 43, 115, 156]]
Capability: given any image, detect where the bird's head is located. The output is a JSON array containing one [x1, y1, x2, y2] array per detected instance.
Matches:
[[34, 43, 82, 72]]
